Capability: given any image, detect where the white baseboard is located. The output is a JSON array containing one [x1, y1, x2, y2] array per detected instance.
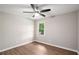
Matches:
[[34, 40, 78, 53], [0, 40, 33, 52]]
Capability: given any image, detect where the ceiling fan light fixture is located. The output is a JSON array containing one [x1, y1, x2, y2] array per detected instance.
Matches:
[[35, 13, 40, 17], [32, 13, 44, 19], [33, 13, 40, 19]]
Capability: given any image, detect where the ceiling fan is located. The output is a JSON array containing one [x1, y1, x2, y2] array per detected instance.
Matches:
[[23, 4, 51, 17]]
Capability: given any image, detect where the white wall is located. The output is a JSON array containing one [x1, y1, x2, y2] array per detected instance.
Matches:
[[78, 11, 79, 51], [35, 12, 77, 51], [0, 10, 79, 52], [0, 13, 3, 50], [0, 12, 34, 50]]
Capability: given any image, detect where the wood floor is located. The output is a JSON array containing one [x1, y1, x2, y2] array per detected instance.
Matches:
[[0, 41, 77, 55]]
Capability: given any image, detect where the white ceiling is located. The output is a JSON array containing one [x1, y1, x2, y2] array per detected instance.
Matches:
[[0, 4, 79, 19]]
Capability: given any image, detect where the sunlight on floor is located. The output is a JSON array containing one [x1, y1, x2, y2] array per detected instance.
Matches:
[[34, 45, 48, 55]]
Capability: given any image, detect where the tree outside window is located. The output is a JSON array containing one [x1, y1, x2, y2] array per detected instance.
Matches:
[[39, 20, 44, 35]]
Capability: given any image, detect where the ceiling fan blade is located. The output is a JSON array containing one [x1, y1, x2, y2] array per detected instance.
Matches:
[[39, 13, 45, 17], [31, 4, 36, 11], [23, 11, 34, 13], [41, 9, 51, 12], [32, 15, 35, 17]]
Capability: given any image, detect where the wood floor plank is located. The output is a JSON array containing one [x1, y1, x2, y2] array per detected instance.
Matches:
[[0, 41, 78, 55]]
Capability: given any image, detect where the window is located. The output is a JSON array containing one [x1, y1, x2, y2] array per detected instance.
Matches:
[[39, 20, 44, 35]]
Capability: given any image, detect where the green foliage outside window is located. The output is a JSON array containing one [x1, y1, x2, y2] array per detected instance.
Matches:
[[39, 20, 44, 35]]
